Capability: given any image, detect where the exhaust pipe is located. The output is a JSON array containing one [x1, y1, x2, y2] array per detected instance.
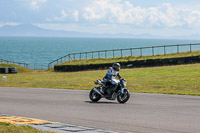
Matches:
[[93, 88, 103, 96]]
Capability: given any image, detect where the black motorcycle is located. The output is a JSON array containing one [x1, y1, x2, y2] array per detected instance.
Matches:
[[89, 79, 130, 103]]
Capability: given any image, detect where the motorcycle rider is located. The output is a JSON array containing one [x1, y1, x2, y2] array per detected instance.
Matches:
[[102, 63, 122, 98]]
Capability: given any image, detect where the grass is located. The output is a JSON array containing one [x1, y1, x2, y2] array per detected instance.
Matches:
[[0, 63, 200, 95], [56, 50, 200, 66], [0, 122, 56, 133]]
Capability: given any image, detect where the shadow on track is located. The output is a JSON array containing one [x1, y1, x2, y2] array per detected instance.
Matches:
[[84, 101, 118, 104]]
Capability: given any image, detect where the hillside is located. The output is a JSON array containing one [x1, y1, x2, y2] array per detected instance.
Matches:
[[0, 63, 32, 73], [1, 24, 200, 39]]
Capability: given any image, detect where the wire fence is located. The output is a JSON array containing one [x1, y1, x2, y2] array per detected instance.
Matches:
[[0, 59, 48, 70], [27, 63, 48, 70], [0, 59, 28, 68], [48, 43, 200, 69]]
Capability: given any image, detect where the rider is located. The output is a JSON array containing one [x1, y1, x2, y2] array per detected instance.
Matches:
[[103, 63, 122, 98]]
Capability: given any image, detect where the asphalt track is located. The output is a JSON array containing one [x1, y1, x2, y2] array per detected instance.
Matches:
[[0, 87, 200, 133]]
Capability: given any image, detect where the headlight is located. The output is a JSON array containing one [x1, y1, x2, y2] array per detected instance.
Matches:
[[124, 82, 127, 86]]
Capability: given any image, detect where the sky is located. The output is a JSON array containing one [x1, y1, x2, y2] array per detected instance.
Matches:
[[1, 0, 200, 37]]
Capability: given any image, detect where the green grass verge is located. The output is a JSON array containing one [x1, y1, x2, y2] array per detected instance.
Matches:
[[0, 63, 200, 95], [56, 50, 200, 66], [0, 122, 56, 133]]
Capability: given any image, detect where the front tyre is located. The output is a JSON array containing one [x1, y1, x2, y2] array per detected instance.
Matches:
[[117, 89, 130, 103], [89, 89, 101, 102]]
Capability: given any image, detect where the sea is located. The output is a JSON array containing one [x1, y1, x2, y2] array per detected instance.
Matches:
[[0, 37, 200, 69]]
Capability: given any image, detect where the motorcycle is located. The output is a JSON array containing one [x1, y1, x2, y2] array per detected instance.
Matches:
[[89, 78, 130, 103]]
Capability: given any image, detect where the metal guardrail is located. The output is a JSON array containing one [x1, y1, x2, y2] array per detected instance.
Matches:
[[48, 43, 200, 69], [0, 59, 28, 68]]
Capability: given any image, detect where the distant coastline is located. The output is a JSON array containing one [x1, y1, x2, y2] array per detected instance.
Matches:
[[1, 24, 200, 40]]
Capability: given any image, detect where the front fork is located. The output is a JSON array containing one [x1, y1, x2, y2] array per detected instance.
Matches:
[[121, 88, 125, 94], [119, 87, 129, 95]]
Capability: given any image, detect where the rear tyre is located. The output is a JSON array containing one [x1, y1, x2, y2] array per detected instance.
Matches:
[[117, 89, 130, 103], [89, 89, 101, 102]]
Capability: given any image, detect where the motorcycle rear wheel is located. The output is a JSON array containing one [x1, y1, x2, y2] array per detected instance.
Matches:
[[117, 89, 130, 103], [89, 89, 101, 102]]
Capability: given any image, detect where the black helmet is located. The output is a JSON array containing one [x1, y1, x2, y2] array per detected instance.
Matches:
[[112, 63, 120, 71]]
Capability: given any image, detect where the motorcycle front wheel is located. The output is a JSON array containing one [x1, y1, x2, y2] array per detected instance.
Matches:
[[89, 89, 101, 102], [117, 89, 130, 103]]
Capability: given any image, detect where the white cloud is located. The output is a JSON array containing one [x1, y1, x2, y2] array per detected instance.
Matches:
[[0, 22, 20, 27], [82, 0, 200, 28], [34, 0, 200, 29], [53, 10, 68, 21], [146, 3, 182, 27], [183, 10, 200, 27], [46, 9, 80, 22], [73, 10, 79, 22], [11, 0, 200, 36], [30, 0, 47, 10]]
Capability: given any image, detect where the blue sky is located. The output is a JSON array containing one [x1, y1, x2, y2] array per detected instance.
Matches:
[[1, 0, 200, 37]]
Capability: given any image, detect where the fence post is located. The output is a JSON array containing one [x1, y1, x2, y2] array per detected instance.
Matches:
[[73, 54, 75, 60], [152, 47, 154, 56], [121, 49, 123, 57], [80, 53, 81, 60], [190, 44, 192, 53], [92, 52, 94, 59], [140, 48, 142, 56], [69, 55, 71, 62], [113, 50, 115, 58], [105, 51, 107, 58], [177, 45, 179, 53], [164, 45, 166, 55], [63, 56, 65, 62], [86, 52, 88, 60], [98, 51, 100, 59], [130, 48, 132, 56]]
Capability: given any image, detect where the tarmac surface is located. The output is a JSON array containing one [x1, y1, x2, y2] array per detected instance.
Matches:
[[0, 87, 200, 133]]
